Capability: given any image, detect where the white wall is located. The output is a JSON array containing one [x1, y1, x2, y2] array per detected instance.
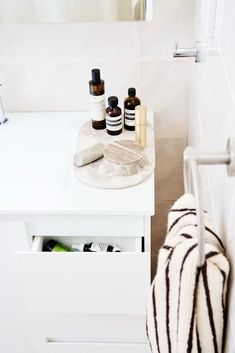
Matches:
[[189, 1, 235, 351], [0, 0, 195, 266], [0, 0, 193, 140]]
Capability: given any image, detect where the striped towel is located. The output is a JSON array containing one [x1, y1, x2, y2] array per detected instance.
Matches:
[[147, 194, 230, 353]]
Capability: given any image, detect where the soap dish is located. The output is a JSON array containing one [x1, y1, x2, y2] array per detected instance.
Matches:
[[103, 139, 145, 177], [74, 121, 155, 189]]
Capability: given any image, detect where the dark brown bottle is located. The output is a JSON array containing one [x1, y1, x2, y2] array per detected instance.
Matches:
[[89, 68, 106, 130], [124, 87, 141, 131], [106, 96, 122, 136], [43, 239, 75, 252]]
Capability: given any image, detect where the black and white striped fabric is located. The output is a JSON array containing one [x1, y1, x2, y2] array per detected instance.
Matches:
[[147, 194, 230, 353]]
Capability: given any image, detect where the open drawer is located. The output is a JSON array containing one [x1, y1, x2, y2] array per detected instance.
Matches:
[[17, 236, 150, 315]]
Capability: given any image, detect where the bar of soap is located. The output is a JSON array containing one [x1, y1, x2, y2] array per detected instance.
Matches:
[[103, 139, 145, 176], [74, 143, 104, 167]]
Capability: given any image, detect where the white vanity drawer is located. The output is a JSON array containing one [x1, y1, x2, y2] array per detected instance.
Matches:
[[41, 314, 148, 342], [17, 236, 150, 315], [46, 341, 151, 353], [27, 215, 144, 238]]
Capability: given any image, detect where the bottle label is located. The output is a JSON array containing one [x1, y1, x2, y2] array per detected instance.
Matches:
[[90, 243, 108, 252], [90, 94, 105, 121], [90, 94, 105, 103], [91, 110, 105, 121], [124, 108, 135, 127], [72, 242, 121, 252], [106, 114, 123, 131]]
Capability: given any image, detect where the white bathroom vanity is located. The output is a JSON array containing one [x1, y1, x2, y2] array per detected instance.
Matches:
[[0, 112, 154, 353]]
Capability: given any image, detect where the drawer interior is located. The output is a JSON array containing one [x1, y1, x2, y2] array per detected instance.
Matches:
[[32, 235, 144, 253]]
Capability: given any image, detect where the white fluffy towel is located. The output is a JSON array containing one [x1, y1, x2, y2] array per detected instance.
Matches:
[[147, 194, 230, 353]]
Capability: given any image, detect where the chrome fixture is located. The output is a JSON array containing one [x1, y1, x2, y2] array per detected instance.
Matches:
[[0, 85, 8, 125], [173, 42, 203, 63], [183, 138, 235, 267]]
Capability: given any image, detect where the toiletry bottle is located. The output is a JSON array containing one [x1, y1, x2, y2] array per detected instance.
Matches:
[[124, 87, 141, 131], [43, 239, 75, 252], [89, 68, 106, 130], [72, 242, 121, 252], [135, 105, 147, 148], [106, 96, 122, 135]]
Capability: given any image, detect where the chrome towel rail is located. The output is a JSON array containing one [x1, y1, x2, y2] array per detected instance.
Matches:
[[183, 138, 235, 267]]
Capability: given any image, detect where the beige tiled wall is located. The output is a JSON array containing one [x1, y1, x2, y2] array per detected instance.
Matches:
[[0, 0, 194, 277], [151, 138, 186, 278], [152, 138, 186, 276]]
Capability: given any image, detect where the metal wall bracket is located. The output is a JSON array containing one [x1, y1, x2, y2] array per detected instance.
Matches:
[[173, 41, 204, 63], [227, 137, 235, 176]]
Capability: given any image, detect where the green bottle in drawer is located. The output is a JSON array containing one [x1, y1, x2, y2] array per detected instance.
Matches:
[[43, 239, 74, 252]]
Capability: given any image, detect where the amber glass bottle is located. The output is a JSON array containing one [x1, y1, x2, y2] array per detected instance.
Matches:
[[89, 68, 106, 130], [124, 87, 141, 131], [106, 96, 122, 136]]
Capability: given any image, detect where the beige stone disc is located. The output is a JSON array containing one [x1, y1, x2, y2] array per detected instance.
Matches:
[[103, 139, 145, 176]]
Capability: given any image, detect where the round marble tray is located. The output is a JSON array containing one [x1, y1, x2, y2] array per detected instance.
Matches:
[[74, 121, 155, 189]]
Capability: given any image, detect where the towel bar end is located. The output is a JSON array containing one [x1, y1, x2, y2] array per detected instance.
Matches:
[[184, 146, 196, 162], [227, 137, 235, 176]]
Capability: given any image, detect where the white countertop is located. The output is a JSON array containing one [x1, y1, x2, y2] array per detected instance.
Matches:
[[0, 112, 155, 215]]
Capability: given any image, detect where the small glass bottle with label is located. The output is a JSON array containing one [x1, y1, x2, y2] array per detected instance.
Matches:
[[124, 87, 141, 131], [89, 68, 106, 130], [72, 242, 122, 252], [106, 96, 122, 135]]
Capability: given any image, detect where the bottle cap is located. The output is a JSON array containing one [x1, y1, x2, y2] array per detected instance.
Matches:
[[135, 105, 147, 125], [91, 68, 101, 84], [108, 96, 118, 108], [43, 239, 57, 252], [128, 87, 136, 97]]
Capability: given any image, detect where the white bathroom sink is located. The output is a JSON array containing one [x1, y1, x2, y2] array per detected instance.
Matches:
[[0, 112, 154, 215], [0, 113, 80, 189]]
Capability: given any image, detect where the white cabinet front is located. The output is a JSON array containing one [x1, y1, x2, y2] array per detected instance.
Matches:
[[17, 241, 150, 314], [46, 341, 151, 353]]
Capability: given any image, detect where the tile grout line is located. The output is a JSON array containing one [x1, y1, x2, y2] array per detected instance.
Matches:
[[0, 58, 140, 64]]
